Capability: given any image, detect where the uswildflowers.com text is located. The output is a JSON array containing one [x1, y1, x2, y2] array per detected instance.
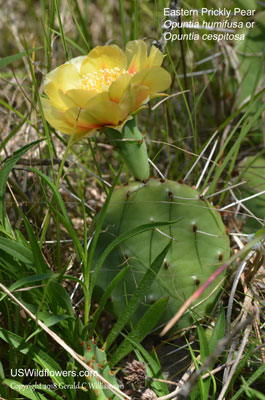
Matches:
[[10, 368, 94, 378]]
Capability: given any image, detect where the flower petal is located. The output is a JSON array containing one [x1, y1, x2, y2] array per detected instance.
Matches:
[[64, 106, 101, 129], [119, 83, 149, 114], [147, 45, 164, 68], [126, 40, 148, 74], [41, 97, 87, 135], [118, 85, 135, 118], [132, 86, 150, 110], [131, 66, 171, 93], [69, 55, 87, 72], [108, 115, 132, 133], [61, 89, 96, 108], [109, 73, 131, 103], [142, 66, 172, 92], [44, 63, 80, 92], [44, 82, 69, 110], [80, 45, 127, 76], [83, 93, 123, 126], [65, 93, 123, 129]]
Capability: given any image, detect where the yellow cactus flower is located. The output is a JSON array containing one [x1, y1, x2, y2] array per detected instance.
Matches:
[[41, 40, 171, 139]]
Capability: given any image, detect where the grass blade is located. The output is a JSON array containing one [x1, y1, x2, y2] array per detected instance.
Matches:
[[106, 242, 171, 350], [29, 168, 84, 262], [209, 306, 225, 354], [134, 346, 169, 396], [90, 220, 177, 298], [90, 266, 130, 333], [20, 213, 49, 274], [53, 0, 69, 60], [0, 140, 42, 224], [0, 47, 42, 68], [230, 363, 265, 400], [0, 237, 33, 265], [110, 297, 168, 367], [0, 328, 73, 398]]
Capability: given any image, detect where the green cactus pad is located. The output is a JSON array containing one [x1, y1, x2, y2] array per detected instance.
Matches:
[[237, 156, 265, 233], [93, 179, 230, 330], [226, 10, 265, 108], [227, 11, 265, 140], [82, 339, 121, 399]]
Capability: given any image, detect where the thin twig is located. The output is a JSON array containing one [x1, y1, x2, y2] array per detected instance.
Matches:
[[230, 188, 263, 226], [160, 262, 228, 336], [220, 189, 265, 211], [217, 321, 253, 400], [204, 181, 246, 199], [148, 158, 165, 179], [183, 131, 218, 182], [226, 250, 253, 332], [195, 139, 218, 189], [151, 91, 190, 111]]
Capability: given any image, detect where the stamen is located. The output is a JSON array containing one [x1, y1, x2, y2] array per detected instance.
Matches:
[[80, 67, 128, 93]]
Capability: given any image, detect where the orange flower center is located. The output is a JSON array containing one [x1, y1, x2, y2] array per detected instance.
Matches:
[[80, 67, 127, 93]]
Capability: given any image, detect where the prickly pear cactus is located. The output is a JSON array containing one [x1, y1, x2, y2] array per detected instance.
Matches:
[[93, 178, 230, 330], [82, 338, 121, 399], [237, 156, 265, 233]]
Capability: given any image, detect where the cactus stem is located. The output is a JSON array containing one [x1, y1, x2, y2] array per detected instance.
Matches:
[[104, 118, 150, 181]]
